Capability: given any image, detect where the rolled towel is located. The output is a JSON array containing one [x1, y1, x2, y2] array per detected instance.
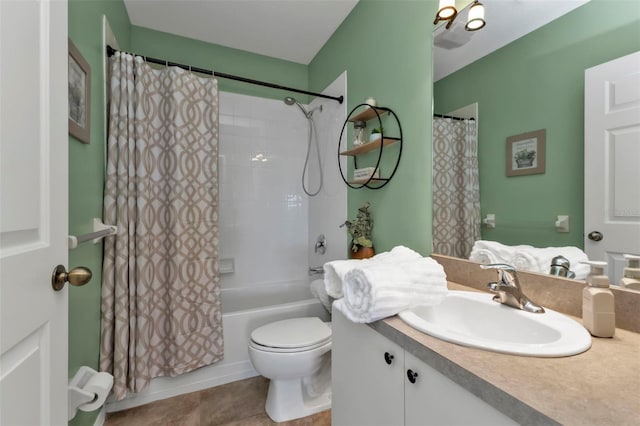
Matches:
[[510, 250, 539, 273], [323, 245, 422, 298], [469, 248, 500, 265], [310, 279, 334, 313], [469, 240, 531, 264], [337, 257, 447, 323], [324, 259, 363, 299], [471, 241, 591, 279]]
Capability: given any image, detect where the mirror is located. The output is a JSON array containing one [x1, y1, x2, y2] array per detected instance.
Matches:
[[432, 0, 640, 290]]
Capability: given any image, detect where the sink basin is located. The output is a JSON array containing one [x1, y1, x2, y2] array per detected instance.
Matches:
[[398, 291, 591, 357]]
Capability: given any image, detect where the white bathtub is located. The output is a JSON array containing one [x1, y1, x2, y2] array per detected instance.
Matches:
[[106, 280, 329, 413]]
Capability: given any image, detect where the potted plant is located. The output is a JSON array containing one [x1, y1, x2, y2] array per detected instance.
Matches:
[[341, 202, 374, 259], [514, 149, 536, 168], [370, 126, 383, 143]]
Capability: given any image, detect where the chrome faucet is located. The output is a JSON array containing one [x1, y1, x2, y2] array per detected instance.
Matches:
[[481, 264, 545, 314]]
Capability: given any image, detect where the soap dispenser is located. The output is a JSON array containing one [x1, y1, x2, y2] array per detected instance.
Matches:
[[620, 254, 640, 290], [581, 261, 615, 338]]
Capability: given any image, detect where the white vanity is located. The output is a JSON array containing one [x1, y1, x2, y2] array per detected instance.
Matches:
[[331, 257, 640, 425], [332, 308, 517, 425]]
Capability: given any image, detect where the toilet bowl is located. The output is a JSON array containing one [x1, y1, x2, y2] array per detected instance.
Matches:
[[248, 317, 332, 422]]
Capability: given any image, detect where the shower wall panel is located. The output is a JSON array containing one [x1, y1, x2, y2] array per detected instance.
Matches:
[[218, 92, 309, 289]]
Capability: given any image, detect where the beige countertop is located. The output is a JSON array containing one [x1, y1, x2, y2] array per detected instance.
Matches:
[[371, 282, 640, 426]]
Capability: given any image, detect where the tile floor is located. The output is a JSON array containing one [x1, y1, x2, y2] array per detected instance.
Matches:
[[104, 376, 331, 426]]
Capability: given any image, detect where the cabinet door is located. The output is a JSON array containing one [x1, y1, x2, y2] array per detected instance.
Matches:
[[332, 309, 405, 426], [404, 351, 516, 426]]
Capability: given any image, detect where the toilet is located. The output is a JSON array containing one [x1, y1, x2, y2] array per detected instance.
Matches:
[[248, 317, 332, 422]]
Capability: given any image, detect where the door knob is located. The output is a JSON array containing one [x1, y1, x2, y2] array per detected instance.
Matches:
[[51, 265, 92, 291], [384, 352, 394, 365], [588, 231, 603, 241]]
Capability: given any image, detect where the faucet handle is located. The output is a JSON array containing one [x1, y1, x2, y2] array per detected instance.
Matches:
[[480, 264, 520, 288], [480, 263, 516, 273]]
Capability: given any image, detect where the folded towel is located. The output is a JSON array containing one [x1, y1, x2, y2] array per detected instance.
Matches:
[[310, 279, 334, 313], [323, 245, 422, 298], [470, 240, 591, 279], [336, 257, 447, 323]]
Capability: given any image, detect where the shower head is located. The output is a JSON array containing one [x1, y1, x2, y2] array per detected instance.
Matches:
[[283, 96, 323, 118], [284, 96, 312, 118]]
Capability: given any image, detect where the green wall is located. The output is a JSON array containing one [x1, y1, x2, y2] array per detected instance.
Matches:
[[68, 2, 131, 425], [131, 26, 308, 102], [67, 4, 311, 426], [434, 0, 640, 248], [309, 0, 437, 255]]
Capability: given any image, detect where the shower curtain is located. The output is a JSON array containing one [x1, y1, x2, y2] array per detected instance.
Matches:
[[432, 117, 481, 258], [100, 52, 223, 400]]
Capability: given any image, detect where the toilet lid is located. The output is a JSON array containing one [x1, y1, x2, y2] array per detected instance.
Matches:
[[251, 317, 331, 349]]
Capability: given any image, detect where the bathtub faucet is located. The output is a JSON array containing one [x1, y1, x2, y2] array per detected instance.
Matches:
[[309, 266, 324, 276], [314, 234, 326, 255]]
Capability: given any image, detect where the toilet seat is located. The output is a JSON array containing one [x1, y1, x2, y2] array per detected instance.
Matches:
[[250, 317, 331, 353]]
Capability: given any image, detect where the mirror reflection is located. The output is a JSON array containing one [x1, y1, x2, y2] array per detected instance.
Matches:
[[432, 0, 640, 289]]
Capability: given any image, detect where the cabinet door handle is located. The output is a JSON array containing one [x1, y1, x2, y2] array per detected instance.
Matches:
[[407, 369, 419, 384], [384, 352, 394, 365]]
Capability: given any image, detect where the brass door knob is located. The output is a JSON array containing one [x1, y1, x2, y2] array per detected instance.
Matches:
[[51, 265, 92, 291], [588, 231, 603, 242]]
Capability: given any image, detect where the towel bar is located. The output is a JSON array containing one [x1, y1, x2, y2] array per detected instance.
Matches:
[[68, 218, 117, 249]]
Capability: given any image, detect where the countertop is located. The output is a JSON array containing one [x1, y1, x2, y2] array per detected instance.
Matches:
[[371, 282, 640, 426]]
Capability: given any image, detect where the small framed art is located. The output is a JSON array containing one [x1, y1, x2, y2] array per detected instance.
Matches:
[[506, 129, 546, 177], [68, 39, 91, 144]]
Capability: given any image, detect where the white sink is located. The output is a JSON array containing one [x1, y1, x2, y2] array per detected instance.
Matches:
[[398, 291, 591, 357]]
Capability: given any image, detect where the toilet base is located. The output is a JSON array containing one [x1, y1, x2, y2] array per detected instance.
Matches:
[[265, 377, 332, 422]]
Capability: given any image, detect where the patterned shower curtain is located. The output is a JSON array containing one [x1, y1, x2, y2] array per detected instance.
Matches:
[[432, 117, 481, 258], [100, 52, 223, 400]]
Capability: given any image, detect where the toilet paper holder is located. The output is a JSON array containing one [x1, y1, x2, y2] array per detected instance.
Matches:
[[68, 366, 114, 421]]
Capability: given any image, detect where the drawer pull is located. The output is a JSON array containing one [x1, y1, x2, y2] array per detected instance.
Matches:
[[384, 352, 394, 365], [407, 369, 418, 384]]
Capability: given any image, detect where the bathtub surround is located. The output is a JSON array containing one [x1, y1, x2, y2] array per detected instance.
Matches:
[[217, 92, 309, 290], [101, 52, 222, 399]]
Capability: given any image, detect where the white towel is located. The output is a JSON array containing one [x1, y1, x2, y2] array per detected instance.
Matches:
[[310, 279, 334, 313], [335, 257, 447, 323], [323, 246, 422, 298], [469, 240, 591, 279]]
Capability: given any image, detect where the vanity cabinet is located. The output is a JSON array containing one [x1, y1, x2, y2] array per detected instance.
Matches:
[[332, 310, 516, 426]]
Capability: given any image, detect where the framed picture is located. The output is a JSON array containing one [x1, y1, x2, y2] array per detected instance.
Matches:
[[68, 39, 91, 144], [506, 129, 546, 176]]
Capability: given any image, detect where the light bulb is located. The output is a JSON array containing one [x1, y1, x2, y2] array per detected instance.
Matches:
[[465, 1, 486, 31], [436, 0, 456, 20]]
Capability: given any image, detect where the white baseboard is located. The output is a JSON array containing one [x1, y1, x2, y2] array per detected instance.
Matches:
[[105, 360, 258, 413], [93, 406, 107, 426]]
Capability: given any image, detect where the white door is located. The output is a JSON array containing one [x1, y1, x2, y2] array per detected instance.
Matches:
[[0, 1, 69, 425], [585, 51, 640, 285]]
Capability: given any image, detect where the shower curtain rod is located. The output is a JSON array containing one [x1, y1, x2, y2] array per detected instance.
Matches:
[[106, 45, 344, 104], [433, 113, 475, 121]]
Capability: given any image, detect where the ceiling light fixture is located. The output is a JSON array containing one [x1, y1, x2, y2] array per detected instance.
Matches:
[[434, 0, 486, 32], [465, 1, 486, 31], [433, 0, 458, 29]]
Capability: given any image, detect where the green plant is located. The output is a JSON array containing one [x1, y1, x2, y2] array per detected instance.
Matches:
[[371, 126, 384, 135], [340, 202, 373, 252], [514, 149, 536, 162]]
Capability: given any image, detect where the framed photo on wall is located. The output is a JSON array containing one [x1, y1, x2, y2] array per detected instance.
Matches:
[[506, 129, 546, 176], [68, 39, 91, 144]]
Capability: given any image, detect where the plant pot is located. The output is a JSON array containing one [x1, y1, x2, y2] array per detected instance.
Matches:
[[369, 133, 382, 143], [516, 159, 534, 168], [350, 245, 375, 259]]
